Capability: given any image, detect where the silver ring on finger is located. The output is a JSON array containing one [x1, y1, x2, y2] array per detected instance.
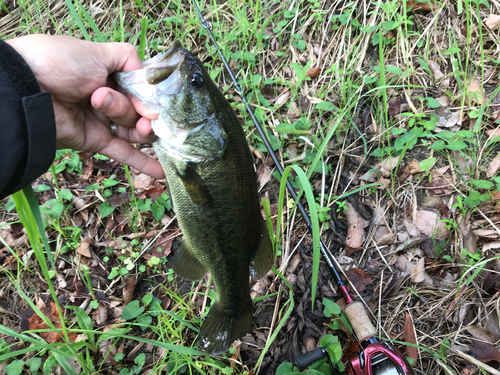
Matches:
[[110, 123, 118, 138]]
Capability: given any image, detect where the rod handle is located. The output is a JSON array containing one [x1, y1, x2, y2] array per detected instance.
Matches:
[[344, 301, 377, 342]]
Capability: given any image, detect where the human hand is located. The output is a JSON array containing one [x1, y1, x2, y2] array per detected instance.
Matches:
[[7, 34, 164, 179]]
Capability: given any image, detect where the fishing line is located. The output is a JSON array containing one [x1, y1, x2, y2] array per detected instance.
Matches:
[[191, 0, 352, 303]]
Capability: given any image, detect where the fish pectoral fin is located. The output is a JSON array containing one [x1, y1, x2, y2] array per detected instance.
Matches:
[[176, 163, 213, 207], [249, 218, 275, 280], [173, 241, 207, 281]]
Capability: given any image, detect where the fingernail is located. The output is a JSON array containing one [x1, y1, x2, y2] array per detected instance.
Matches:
[[100, 93, 113, 110]]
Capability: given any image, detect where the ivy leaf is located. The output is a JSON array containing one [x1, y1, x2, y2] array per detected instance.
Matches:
[[429, 139, 446, 151], [40, 199, 64, 219], [320, 334, 342, 362], [34, 184, 51, 192], [322, 298, 341, 317], [425, 97, 441, 108], [386, 65, 403, 75], [102, 176, 120, 187], [135, 353, 146, 366], [445, 139, 467, 150], [419, 158, 436, 172], [151, 203, 165, 222], [137, 315, 152, 331], [381, 20, 398, 30], [417, 57, 431, 75], [364, 75, 377, 84], [275, 362, 295, 375], [26, 358, 42, 372], [360, 25, 378, 32], [99, 202, 115, 218], [121, 300, 144, 320], [315, 101, 335, 111], [472, 180, 494, 190], [5, 360, 24, 375]]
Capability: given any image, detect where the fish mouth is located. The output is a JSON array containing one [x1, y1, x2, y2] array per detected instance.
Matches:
[[144, 40, 185, 85], [112, 40, 187, 107]]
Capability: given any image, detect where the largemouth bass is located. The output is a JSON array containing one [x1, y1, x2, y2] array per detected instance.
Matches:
[[114, 41, 274, 355]]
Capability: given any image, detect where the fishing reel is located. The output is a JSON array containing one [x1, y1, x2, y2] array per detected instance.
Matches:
[[294, 342, 412, 375], [293, 302, 414, 375]]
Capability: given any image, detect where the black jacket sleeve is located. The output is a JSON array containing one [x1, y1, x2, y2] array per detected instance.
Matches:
[[0, 39, 56, 200]]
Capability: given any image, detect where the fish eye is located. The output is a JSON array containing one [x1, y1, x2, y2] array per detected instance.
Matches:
[[189, 73, 204, 89]]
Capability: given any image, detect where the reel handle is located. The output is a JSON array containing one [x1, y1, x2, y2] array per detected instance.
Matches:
[[294, 347, 326, 371]]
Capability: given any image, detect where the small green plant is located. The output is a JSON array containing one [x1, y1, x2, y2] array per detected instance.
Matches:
[[54, 149, 83, 175], [441, 219, 458, 231], [461, 248, 481, 266], [316, 203, 331, 229]]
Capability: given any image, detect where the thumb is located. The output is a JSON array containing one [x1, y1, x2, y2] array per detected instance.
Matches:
[[98, 42, 144, 73]]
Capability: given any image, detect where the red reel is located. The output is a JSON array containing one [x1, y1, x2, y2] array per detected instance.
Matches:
[[345, 342, 414, 375]]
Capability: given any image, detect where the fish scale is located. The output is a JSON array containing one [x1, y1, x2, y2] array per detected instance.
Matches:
[[114, 41, 274, 355]]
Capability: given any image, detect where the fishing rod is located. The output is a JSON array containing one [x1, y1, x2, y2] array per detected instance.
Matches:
[[191, 2, 414, 374]]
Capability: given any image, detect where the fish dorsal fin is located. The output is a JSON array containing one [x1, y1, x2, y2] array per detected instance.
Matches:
[[176, 163, 213, 207], [173, 241, 207, 281], [249, 218, 274, 280]]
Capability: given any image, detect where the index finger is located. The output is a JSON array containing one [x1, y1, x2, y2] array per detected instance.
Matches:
[[99, 138, 165, 179]]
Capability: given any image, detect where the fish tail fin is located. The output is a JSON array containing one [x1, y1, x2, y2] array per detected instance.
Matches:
[[198, 300, 253, 355]]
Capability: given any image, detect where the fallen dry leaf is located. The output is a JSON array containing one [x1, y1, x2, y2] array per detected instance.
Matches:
[[411, 257, 426, 283], [345, 203, 365, 255], [76, 237, 92, 258], [473, 229, 499, 238], [463, 230, 478, 255], [482, 265, 500, 295], [346, 268, 371, 292], [346, 218, 364, 254], [123, 275, 137, 306], [470, 340, 500, 363], [465, 77, 485, 105], [404, 159, 420, 174], [275, 91, 291, 106], [374, 226, 396, 245], [302, 336, 317, 352], [435, 95, 451, 107], [403, 312, 418, 362], [305, 66, 322, 78], [133, 173, 155, 190], [144, 186, 166, 200], [154, 234, 174, 257], [487, 128, 500, 138], [95, 302, 108, 325], [388, 97, 401, 116], [466, 326, 495, 344], [486, 14, 500, 30], [415, 210, 450, 240], [107, 192, 131, 207], [440, 111, 461, 128], [380, 156, 400, 174], [483, 241, 500, 252], [428, 60, 444, 81], [460, 364, 477, 375], [487, 153, 500, 178], [28, 302, 77, 343], [407, 0, 437, 10], [485, 306, 500, 341]]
